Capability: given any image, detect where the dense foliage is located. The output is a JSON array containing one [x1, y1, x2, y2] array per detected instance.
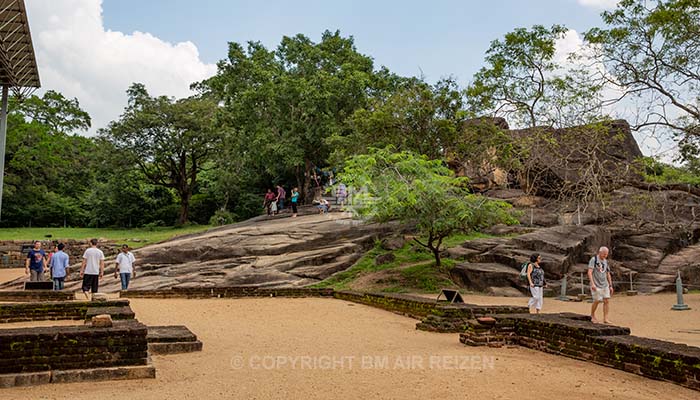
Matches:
[[339, 148, 516, 266], [3, 1, 699, 227]]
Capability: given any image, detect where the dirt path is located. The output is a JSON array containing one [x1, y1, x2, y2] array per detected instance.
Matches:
[[2, 297, 697, 399], [0, 268, 25, 285]]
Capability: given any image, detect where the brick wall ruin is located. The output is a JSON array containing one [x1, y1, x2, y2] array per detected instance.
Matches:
[[0, 320, 149, 374], [460, 313, 700, 391]]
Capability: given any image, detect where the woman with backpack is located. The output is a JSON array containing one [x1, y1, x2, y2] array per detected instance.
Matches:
[[527, 253, 546, 313]]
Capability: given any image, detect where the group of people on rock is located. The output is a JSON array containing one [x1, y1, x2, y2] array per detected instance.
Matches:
[[264, 185, 300, 217], [262, 181, 348, 217], [25, 239, 137, 298], [525, 246, 613, 323]]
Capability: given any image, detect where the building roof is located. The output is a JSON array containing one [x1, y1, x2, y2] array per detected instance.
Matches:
[[0, 0, 40, 88]]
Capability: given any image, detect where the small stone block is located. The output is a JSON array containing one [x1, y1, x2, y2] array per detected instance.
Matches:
[[477, 317, 496, 325], [91, 314, 113, 327], [0, 371, 51, 388], [92, 293, 109, 301], [51, 364, 155, 383]]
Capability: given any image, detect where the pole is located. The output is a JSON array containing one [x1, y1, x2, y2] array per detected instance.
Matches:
[[0, 85, 9, 221], [672, 271, 690, 311], [558, 275, 569, 301]]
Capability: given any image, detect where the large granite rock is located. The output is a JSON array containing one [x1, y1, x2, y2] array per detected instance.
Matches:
[[511, 120, 643, 196], [0, 213, 391, 292]]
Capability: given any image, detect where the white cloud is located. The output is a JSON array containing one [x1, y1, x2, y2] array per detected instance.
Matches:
[[577, 0, 619, 9], [25, 0, 217, 134]]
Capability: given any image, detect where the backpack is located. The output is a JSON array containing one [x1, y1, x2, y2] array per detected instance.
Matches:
[[519, 262, 530, 281]]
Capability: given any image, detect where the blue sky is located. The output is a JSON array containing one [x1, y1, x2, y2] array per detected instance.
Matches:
[[101, 0, 606, 85]]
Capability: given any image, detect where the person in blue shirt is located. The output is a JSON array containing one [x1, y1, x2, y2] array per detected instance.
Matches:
[[291, 187, 300, 218], [25, 241, 47, 282], [50, 243, 70, 290]]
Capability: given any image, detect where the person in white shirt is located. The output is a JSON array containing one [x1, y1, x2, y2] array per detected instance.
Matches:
[[114, 244, 136, 291], [80, 238, 105, 300]]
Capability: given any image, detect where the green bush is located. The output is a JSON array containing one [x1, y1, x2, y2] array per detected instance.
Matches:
[[209, 209, 238, 226]]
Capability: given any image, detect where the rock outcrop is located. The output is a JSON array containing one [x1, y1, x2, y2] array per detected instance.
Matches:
[[449, 185, 700, 294], [0, 213, 392, 292], [511, 120, 643, 196]]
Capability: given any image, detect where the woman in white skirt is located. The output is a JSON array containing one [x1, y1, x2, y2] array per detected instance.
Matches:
[[527, 253, 546, 313]]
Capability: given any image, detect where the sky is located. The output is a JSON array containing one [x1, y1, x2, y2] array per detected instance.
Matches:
[[23, 0, 621, 138]]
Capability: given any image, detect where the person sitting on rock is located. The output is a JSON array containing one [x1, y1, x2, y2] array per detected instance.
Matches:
[[317, 198, 330, 214], [527, 253, 546, 313]]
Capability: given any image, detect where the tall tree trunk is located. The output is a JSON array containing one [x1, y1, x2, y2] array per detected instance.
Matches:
[[178, 189, 191, 225], [303, 159, 312, 205], [177, 185, 192, 225]]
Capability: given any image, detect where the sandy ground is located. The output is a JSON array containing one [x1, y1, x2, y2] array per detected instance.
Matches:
[[0, 268, 26, 285], [1, 297, 698, 400]]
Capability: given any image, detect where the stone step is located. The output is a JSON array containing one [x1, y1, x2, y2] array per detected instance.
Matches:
[[148, 341, 203, 355], [146, 325, 203, 355], [84, 306, 135, 321], [147, 325, 198, 343]]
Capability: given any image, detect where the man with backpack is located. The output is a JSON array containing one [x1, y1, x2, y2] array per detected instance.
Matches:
[[588, 246, 613, 324]]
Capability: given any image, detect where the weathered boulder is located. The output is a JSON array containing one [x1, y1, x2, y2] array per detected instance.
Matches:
[[448, 117, 511, 191], [511, 120, 643, 197], [449, 263, 521, 292], [381, 236, 406, 251], [375, 253, 396, 265]]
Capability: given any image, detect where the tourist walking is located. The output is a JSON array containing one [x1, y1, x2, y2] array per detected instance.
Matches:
[[527, 253, 546, 313], [114, 244, 136, 291], [276, 184, 286, 214], [291, 187, 299, 217], [49, 243, 69, 290], [263, 189, 276, 216], [80, 238, 105, 300], [25, 240, 47, 282], [588, 246, 613, 324]]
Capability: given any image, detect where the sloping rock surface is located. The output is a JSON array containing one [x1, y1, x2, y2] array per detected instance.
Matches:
[[0, 213, 391, 292]]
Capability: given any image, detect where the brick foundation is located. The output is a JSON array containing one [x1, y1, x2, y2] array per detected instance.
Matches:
[[460, 313, 700, 392], [0, 300, 133, 323], [121, 287, 335, 299], [0, 320, 148, 374]]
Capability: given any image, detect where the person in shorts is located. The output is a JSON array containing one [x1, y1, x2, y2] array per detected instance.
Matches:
[[588, 246, 613, 324], [80, 238, 105, 300]]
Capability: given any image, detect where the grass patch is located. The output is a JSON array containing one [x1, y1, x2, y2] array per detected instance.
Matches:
[[312, 231, 490, 292], [0, 225, 212, 248]]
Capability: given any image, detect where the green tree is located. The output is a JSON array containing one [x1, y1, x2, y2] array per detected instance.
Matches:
[[102, 83, 220, 224], [340, 148, 516, 267], [2, 91, 95, 226], [197, 30, 380, 201], [330, 77, 466, 163], [467, 24, 605, 129], [585, 0, 700, 161]]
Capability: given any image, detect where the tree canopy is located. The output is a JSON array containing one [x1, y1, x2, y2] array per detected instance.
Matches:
[[101, 83, 220, 225], [340, 148, 516, 266]]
